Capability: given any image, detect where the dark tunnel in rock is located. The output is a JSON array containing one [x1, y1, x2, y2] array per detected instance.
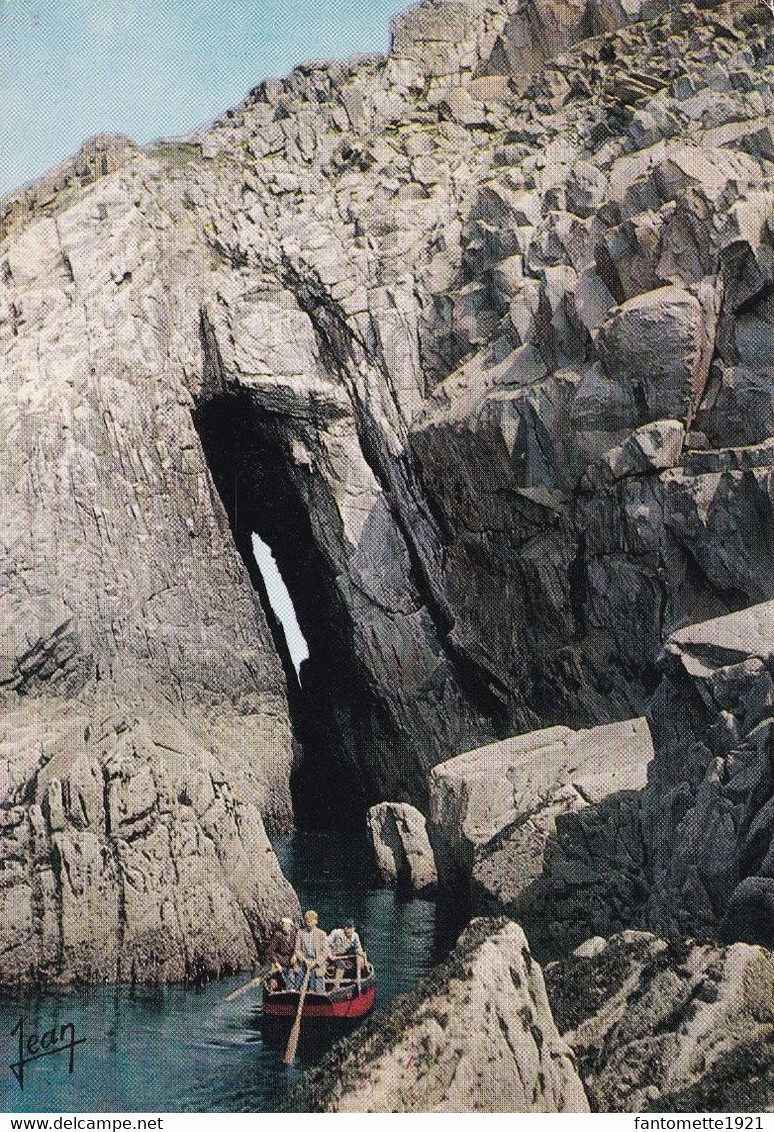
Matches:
[[191, 386, 420, 830]]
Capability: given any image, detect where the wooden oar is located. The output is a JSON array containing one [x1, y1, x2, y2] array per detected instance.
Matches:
[[225, 963, 272, 1002], [283, 966, 311, 1065]]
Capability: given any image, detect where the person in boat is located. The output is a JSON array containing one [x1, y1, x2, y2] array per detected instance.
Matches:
[[292, 909, 329, 994], [267, 916, 297, 989], [327, 919, 365, 989]]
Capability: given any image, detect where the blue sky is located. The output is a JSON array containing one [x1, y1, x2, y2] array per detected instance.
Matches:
[[0, 0, 409, 195]]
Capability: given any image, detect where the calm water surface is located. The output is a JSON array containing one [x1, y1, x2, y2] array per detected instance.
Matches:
[[0, 833, 445, 1112]]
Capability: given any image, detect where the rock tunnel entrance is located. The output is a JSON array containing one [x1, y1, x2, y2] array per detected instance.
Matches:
[[191, 384, 410, 831]]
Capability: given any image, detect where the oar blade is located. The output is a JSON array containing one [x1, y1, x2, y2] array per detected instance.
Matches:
[[283, 969, 311, 1065], [225, 964, 271, 1002]]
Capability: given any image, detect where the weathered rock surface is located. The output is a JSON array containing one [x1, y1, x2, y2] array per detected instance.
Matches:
[[366, 801, 437, 892], [0, 697, 299, 984], [3, 0, 774, 979], [0, 110, 299, 984], [545, 931, 774, 1112], [7, 0, 771, 828], [429, 600, 774, 950], [644, 599, 774, 942], [429, 718, 653, 953], [290, 917, 590, 1112]]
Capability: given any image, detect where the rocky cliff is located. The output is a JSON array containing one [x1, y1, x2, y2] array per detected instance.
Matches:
[[545, 931, 774, 1111], [2, 0, 774, 982], [290, 920, 774, 1112], [0, 173, 299, 979], [429, 716, 653, 954], [645, 600, 774, 944], [427, 599, 774, 953], [288, 917, 590, 1112]]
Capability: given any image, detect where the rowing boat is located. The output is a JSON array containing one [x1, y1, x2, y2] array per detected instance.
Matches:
[[262, 964, 377, 1021]]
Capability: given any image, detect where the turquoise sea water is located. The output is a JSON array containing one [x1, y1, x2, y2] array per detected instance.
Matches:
[[0, 833, 442, 1113]]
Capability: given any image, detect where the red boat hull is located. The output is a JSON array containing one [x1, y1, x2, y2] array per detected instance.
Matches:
[[263, 982, 376, 1020]]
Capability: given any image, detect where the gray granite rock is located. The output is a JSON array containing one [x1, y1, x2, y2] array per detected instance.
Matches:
[[0, 172, 298, 981], [291, 917, 590, 1112], [721, 876, 774, 947], [596, 284, 719, 425], [545, 931, 774, 1112], [0, 695, 300, 984], [3, 0, 774, 981], [429, 718, 654, 953], [367, 802, 437, 893], [643, 600, 774, 941], [426, 597, 774, 952]]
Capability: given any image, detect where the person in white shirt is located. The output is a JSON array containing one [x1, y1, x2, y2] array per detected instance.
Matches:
[[327, 920, 365, 990]]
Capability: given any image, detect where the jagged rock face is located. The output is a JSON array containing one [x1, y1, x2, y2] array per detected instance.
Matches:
[[6, 0, 770, 829], [545, 931, 774, 1112], [0, 698, 299, 984], [404, 3, 774, 757], [186, 0, 774, 822], [289, 917, 590, 1112], [644, 600, 774, 942], [426, 599, 774, 949], [0, 142, 298, 983], [366, 801, 438, 892], [428, 718, 653, 954], [2, 0, 774, 976]]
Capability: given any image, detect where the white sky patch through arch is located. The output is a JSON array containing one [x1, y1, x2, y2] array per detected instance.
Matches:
[[251, 532, 309, 679]]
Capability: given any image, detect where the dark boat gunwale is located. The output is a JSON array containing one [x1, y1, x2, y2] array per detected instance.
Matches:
[[262, 965, 377, 1020]]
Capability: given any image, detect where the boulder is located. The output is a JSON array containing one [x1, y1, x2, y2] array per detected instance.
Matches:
[[428, 718, 654, 954], [663, 599, 774, 670], [602, 419, 685, 480], [572, 936, 607, 959], [596, 283, 720, 426], [366, 802, 437, 893], [721, 876, 774, 947], [290, 918, 590, 1113]]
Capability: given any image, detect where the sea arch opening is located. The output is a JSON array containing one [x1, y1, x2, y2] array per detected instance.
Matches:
[[251, 532, 309, 681], [192, 383, 394, 829]]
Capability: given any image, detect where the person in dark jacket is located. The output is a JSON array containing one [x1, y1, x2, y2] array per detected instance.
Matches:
[[267, 916, 297, 988]]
